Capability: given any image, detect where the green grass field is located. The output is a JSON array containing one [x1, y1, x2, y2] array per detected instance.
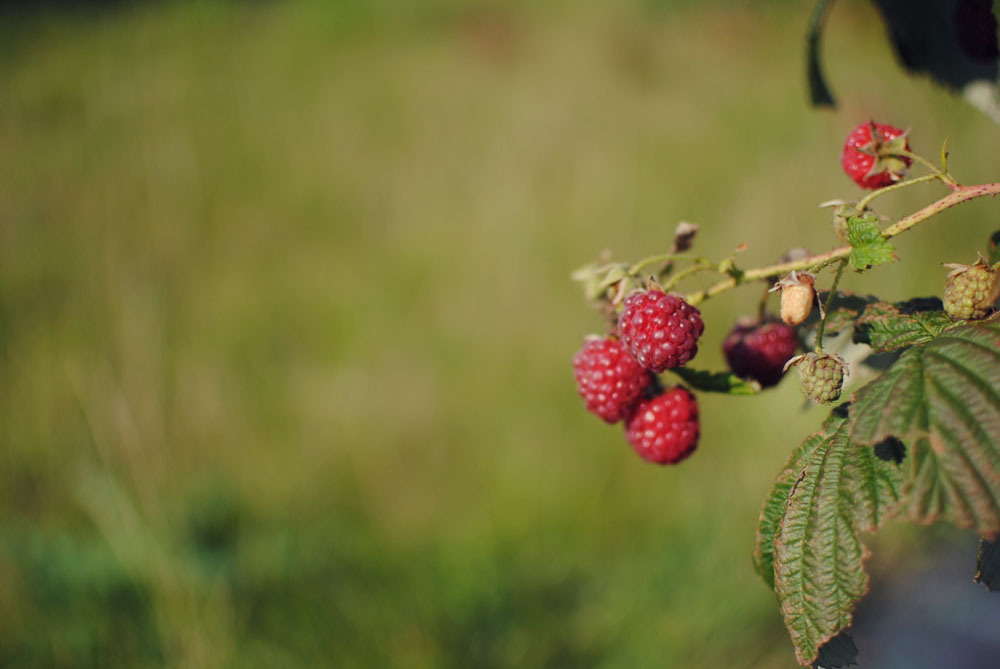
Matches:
[[2, 1, 999, 666]]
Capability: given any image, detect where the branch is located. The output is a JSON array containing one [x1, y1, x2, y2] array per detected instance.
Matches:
[[685, 183, 1000, 305]]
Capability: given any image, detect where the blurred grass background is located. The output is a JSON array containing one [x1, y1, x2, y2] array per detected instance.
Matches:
[[2, 0, 1000, 666]]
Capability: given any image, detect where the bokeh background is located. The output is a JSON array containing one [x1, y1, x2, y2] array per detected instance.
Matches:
[[3, 1, 1000, 667]]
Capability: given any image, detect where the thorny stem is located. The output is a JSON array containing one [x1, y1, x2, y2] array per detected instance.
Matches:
[[814, 259, 846, 353], [684, 182, 1000, 306]]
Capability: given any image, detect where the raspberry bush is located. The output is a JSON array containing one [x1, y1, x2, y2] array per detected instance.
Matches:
[[571, 122, 1000, 666]]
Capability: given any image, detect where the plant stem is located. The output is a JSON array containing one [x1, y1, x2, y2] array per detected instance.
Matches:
[[662, 261, 714, 292], [897, 150, 957, 187], [814, 260, 846, 352], [856, 173, 945, 211], [628, 254, 702, 275], [685, 182, 1000, 305], [756, 284, 771, 321]]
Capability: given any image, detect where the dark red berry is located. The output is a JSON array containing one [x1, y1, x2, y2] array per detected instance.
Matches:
[[624, 387, 699, 464], [617, 290, 704, 372], [573, 336, 653, 423], [841, 121, 912, 190], [723, 320, 798, 388]]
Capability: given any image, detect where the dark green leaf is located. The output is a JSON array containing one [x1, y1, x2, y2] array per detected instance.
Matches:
[[846, 215, 896, 271], [759, 409, 903, 665], [871, 0, 1000, 123], [853, 300, 953, 352], [976, 537, 1000, 591], [807, 0, 837, 107], [668, 367, 759, 395], [849, 316, 1000, 535], [813, 629, 858, 668]]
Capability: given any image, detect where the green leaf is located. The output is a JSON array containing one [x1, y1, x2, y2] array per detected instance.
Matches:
[[846, 215, 896, 271], [853, 299, 953, 352], [668, 367, 760, 395], [753, 431, 815, 588], [757, 409, 903, 665], [975, 537, 1000, 591], [849, 316, 1000, 535]]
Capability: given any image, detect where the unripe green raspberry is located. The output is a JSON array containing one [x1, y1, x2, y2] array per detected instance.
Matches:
[[943, 259, 1000, 320], [791, 352, 846, 404]]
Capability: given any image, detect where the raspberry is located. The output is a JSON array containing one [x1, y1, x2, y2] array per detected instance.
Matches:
[[573, 336, 653, 423], [770, 271, 815, 327], [723, 320, 798, 388], [793, 352, 846, 404], [617, 289, 704, 372], [841, 121, 912, 190], [943, 258, 1000, 320], [623, 387, 699, 464]]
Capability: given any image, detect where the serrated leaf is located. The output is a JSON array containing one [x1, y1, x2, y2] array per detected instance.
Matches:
[[753, 433, 815, 588], [849, 316, 1000, 535], [757, 409, 903, 665], [853, 300, 953, 352], [846, 215, 896, 271], [975, 537, 1000, 591], [668, 367, 760, 395], [754, 406, 854, 588]]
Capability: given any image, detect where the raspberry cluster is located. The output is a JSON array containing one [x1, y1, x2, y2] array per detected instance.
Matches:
[[572, 288, 704, 465]]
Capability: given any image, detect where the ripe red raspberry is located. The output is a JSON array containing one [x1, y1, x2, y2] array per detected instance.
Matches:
[[573, 336, 654, 423], [617, 290, 704, 372], [943, 258, 1000, 320], [623, 387, 699, 464], [841, 121, 912, 189], [722, 320, 798, 388]]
